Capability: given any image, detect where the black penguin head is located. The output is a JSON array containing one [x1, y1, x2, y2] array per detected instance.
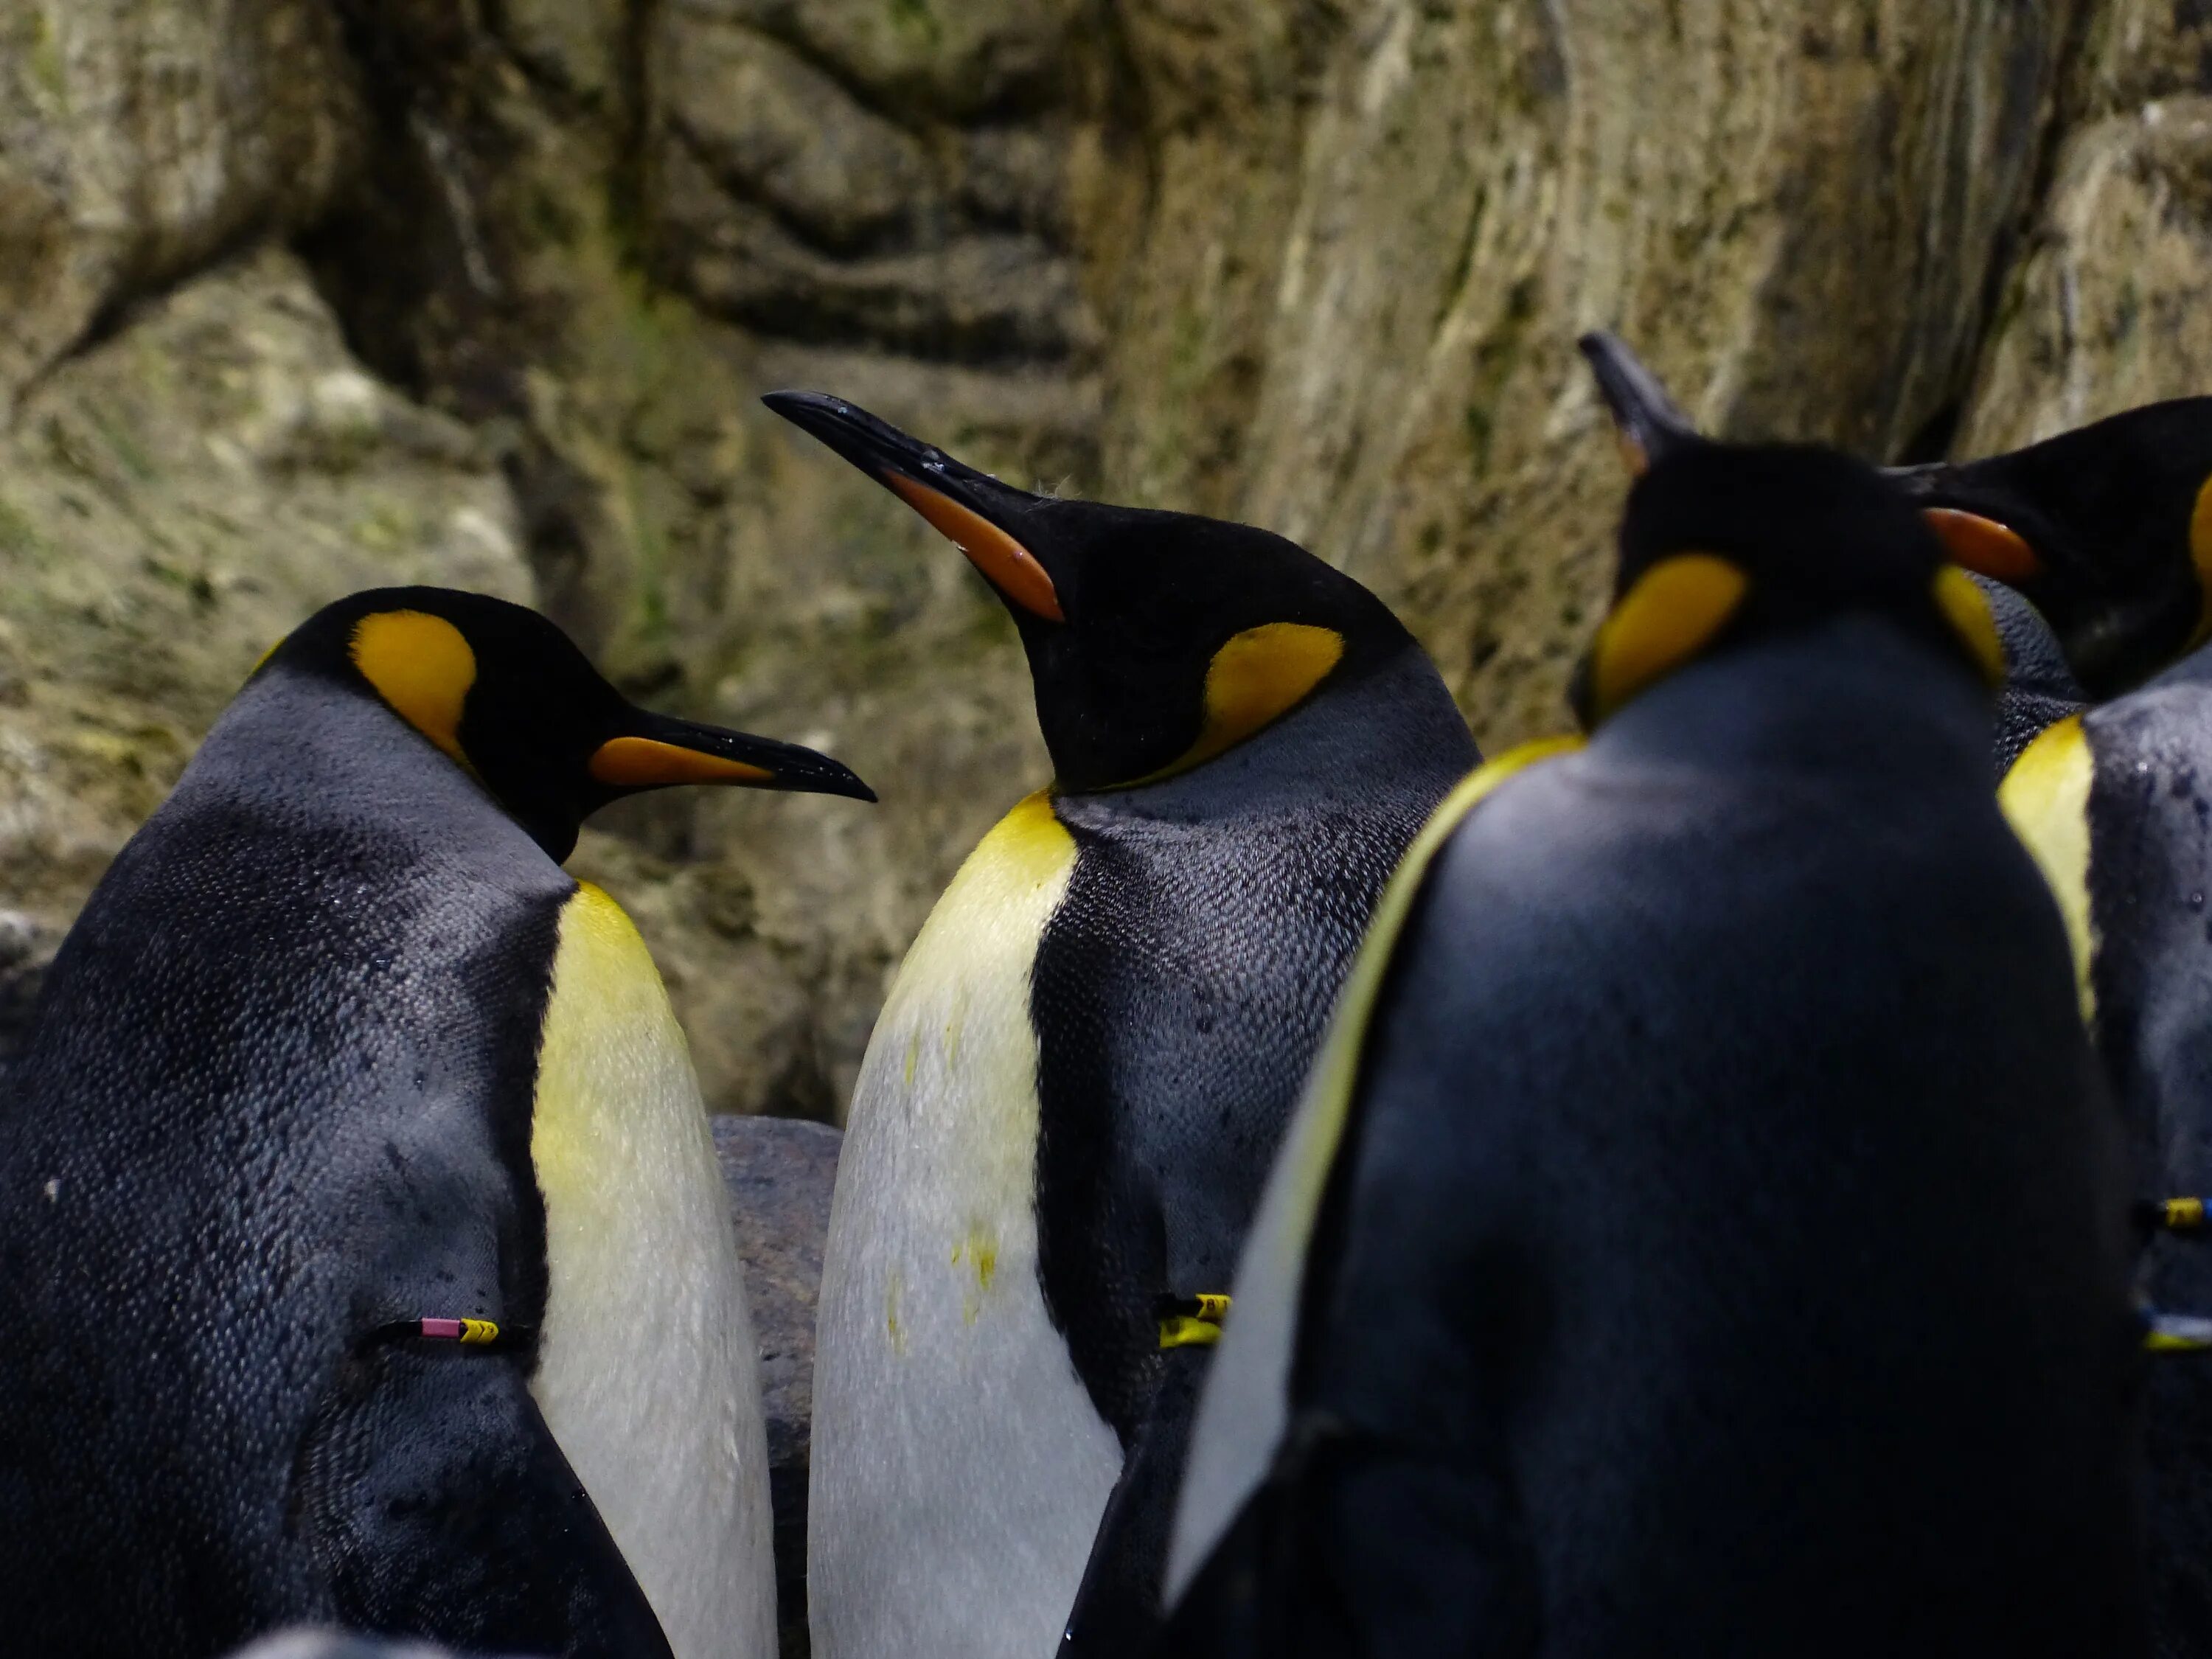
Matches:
[[1885, 399, 2212, 696], [262, 588, 874, 860], [763, 392, 1415, 793], [1574, 334, 2001, 727]]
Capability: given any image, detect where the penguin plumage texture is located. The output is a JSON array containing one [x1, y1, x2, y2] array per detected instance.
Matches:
[[1888, 396, 2212, 696], [1975, 485, 2212, 1653], [0, 588, 873, 1659], [765, 393, 1479, 1659], [1162, 392, 2144, 1658]]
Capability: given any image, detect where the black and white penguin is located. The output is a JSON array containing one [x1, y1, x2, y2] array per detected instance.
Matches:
[[0, 588, 874, 1659], [764, 393, 1478, 1658], [1163, 394, 2144, 1658]]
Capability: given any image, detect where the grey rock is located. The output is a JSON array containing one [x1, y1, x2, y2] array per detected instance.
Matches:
[[717, 1113, 841, 1659]]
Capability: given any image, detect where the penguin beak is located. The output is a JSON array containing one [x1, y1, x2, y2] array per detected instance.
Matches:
[[588, 711, 877, 802], [762, 391, 1065, 624], [1578, 332, 1698, 474], [1884, 467, 2047, 585]]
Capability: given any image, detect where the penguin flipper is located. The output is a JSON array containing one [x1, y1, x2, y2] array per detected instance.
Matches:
[[1061, 1343, 1211, 1655], [1155, 1421, 1537, 1659], [295, 1346, 672, 1659]]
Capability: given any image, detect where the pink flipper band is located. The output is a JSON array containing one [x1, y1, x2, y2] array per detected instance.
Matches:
[[419, 1318, 465, 1340]]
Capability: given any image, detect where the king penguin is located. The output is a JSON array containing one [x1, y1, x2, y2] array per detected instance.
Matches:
[[1884, 396, 2212, 697], [1161, 366, 2145, 1658], [764, 392, 1479, 1659], [1929, 428, 2212, 1650], [0, 587, 874, 1659], [1578, 331, 2090, 776]]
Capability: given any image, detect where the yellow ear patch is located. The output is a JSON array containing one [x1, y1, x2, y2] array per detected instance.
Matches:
[[1931, 566, 2006, 686], [588, 736, 774, 788], [350, 610, 476, 768], [1158, 622, 1346, 779], [1586, 553, 1748, 723], [2186, 475, 2212, 653]]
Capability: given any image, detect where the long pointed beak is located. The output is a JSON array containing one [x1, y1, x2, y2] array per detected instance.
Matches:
[[1578, 332, 1697, 473], [762, 391, 1065, 623], [589, 710, 876, 802]]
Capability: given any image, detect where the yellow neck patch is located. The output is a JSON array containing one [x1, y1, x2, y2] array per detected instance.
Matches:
[[1998, 713, 2098, 1026], [1143, 622, 1345, 783], [1586, 553, 1748, 723], [351, 611, 476, 768], [2187, 475, 2212, 653], [1931, 566, 2006, 686]]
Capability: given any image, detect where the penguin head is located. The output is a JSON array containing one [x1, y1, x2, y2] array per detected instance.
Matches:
[[763, 392, 1414, 793], [1575, 333, 2001, 727], [1886, 399, 2212, 696], [261, 588, 874, 860]]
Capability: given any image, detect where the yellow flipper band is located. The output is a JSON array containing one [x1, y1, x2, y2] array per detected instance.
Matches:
[[1158, 1293, 1233, 1349], [459, 1318, 501, 1345], [2162, 1198, 2208, 1233], [1161, 1316, 1223, 1349], [2145, 1309, 2212, 1354]]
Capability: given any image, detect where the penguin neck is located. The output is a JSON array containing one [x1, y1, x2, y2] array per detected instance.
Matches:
[[1062, 643, 1476, 821], [1599, 616, 1994, 782]]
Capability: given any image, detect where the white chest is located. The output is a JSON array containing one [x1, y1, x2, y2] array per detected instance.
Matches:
[[809, 793, 1124, 1659], [531, 883, 775, 1659]]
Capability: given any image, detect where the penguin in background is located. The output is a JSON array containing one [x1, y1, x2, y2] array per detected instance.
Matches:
[[1161, 360, 2144, 1658], [1578, 332, 2089, 775], [764, 393, 1479, 1659], [1884, 397, 2212, 698], [0, 588, 874, 1659]]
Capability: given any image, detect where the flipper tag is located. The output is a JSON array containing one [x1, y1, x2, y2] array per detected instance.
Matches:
[[2143, 1312, 2212, 1354], [1157, 1293, 1231, 1349], [2140, 1197, 2210, 1234], [361, 1315, 534, 1352]]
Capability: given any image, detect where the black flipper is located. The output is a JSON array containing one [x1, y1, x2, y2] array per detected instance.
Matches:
[[1062, 1343, 1210, 1657], [295, 1344, 671, 1659], [1153, 1416, 1538, 1659]]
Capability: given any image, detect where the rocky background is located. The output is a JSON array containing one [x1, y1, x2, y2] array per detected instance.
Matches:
[[3, 0, 2211, 1113]]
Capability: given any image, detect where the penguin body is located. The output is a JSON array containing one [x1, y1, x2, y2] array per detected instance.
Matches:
[[2002, 645, 2212, 1652], [810, 654, 1470, 1659], [0, 589, 870, 1658], [771, 394, 1478, 1658], [1981, 572, 2087, 776], [1166, 436, 2144, 1658]]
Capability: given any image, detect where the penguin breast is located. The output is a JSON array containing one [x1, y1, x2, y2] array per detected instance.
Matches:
[[530, 883, 776, 1659]]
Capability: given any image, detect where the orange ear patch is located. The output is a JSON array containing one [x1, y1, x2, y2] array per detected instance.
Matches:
[[351, 611, 476, 768], [884, 473, 1064, 622], [588, 737, 775, 787], [1924, 508, 2041, 584], [1585, 553, 1749, 723], [1930, 566, 2006, 686], [2186, 476, 2212, 653]]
